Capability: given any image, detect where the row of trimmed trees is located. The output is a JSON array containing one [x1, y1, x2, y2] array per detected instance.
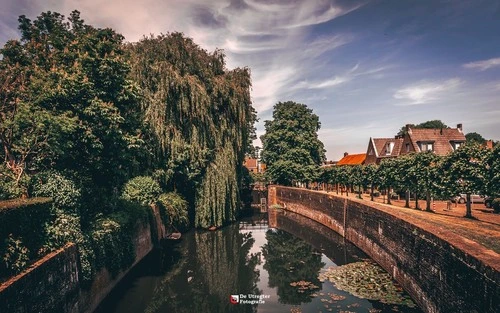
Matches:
[[317, 144, 499, 218]]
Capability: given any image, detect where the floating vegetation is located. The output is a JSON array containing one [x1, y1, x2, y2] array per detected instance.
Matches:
[[289, 280, 320, 293], [318, 261, 417, 308], [290, 307, 302, 313]]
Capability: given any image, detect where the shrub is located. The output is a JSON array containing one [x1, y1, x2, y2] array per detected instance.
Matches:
[[157, 192, 189, 229], [121, 176, 161, 206], [30, 171, 81, 214], [2, 234, 30, 276]]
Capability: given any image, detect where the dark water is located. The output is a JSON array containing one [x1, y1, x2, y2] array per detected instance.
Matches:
[[95, 211, 423, 313]]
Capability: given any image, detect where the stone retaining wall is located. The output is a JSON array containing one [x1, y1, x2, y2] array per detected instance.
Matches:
[[0, 213, 158, 313], [269, 185, 500, 313]]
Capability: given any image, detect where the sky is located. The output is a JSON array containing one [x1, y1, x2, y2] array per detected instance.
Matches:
[[1, 0, 500, 161]]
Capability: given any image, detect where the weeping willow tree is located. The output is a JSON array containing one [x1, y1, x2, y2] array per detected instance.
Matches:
[[128, 33, 256, 228]]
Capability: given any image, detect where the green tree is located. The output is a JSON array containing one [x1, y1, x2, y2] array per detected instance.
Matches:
[[377, 158, 399, 204], [485, 144, 500, 198], [409, 152, 440, 211], [0, 11, 143, 193], [465, 132, 486, 145], [396, 120, 449, 136], [362, 164, 378, 201], [128, 33, 256, 228], [351, 165, 364, 199], [261, 101, 325, 186], [440, 144, 488, 218]]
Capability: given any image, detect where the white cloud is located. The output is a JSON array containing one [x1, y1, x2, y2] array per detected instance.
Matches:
[[463, 57, 500, 71], [393, 78, 462, 105]]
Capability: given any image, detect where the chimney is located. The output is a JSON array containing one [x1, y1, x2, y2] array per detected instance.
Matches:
[[457, 123, 463, 132], [344, 152, 348, 157]]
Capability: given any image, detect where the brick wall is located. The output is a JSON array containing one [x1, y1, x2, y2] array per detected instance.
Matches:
[[0, 211, 160, 313], [269, 185, 500, 313]]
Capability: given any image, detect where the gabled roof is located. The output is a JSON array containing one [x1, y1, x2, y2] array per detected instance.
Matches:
[[244, 158, 257, 169], [337, 153, 366, 166], [371, 138, 403, 157], [408, 128, 465, 155]]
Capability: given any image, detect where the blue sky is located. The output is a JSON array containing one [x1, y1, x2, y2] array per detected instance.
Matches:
[[1, 0, 499, 160]]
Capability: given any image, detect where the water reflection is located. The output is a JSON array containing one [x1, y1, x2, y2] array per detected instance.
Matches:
[[262, 229, 324, 305], [95, 211, 422, 313], [144, 224, 261, 313]]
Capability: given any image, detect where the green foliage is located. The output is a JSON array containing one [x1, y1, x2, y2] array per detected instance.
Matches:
[[397, 120, 448, 136], [440, 144, 488, 196], [465, 132, 486, 145], [122, 176, 161, 206], [157, 192, 189, 230], [30, 171, 81, 213], [90, 200, 148, 277], [2, 234, 30, 276], [492, 198, 500, 213], [261, 101, 325, 186], [129, 33, 256, 228], [485, 144, 500, 198], [0, 10, 144, 215]]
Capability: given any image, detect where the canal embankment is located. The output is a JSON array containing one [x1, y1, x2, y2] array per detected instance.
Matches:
[[268, 185, 500, 313], [0, 205, 163, 313]]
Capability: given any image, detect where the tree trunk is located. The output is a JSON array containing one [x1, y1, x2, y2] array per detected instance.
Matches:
[[425, 190, 432, 211], [336, 183, 339, 195], [415, 191, 419, 210], [405, 190, 410, 208], [465, 193, 473, 218], [387, 187, 392, 205], [370, 184, 374, 201], [358, 184, 362, 199], [346, 185, 349, 197]]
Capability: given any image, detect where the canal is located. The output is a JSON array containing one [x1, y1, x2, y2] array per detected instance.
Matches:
[[95, 210, 422, 313]]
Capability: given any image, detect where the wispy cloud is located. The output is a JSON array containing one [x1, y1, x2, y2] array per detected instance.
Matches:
[[293, 63, 390, 90], [393, 78, 462, 105], [463, 57, 500, 71]]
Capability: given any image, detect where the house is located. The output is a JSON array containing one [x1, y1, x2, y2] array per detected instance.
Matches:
[[243, 157, 266, 173], [365, 137, 404, 165], [336, 152, 366, 166], [400, 123, 466, 156]]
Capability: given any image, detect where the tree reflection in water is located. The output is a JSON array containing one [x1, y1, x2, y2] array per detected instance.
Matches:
[[262, 229, 325, 305], [145, 224, 261, 313]]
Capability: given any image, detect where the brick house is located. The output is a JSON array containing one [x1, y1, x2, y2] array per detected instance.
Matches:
[[365, 137, 404, 165], [243, 157, 266, 173], [400, 123, 466, 156]]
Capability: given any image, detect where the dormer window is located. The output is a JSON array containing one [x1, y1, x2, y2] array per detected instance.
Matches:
[[451, 141, 463, 151], [419, 142, 434, 152], [385, 142, 394, 155]]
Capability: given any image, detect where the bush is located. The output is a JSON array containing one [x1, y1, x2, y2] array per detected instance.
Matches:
[[2, 234, 30, 276], [492, 198, 500, 213], [121, 176, 161, 206], [90, 201, 148, 277], [30, 171, 81, 214], [157, 192, 189, 230], [0, 198, 52, 280]]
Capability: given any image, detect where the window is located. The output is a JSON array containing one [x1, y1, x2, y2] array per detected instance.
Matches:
[[385, 142, 395, 155], [405, 143, 410, 152], [420, 142, 433, 152], [452, 142, 463, 150]]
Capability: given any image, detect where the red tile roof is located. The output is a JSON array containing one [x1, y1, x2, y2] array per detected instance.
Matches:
[[244, 158, 257, 169], [408, 128, 465, 156], [372, 138, 403, 157], [337, 153, 366, 166]]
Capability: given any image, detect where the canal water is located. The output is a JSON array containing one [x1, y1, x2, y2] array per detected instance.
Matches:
[[95, 210, 422, 313]]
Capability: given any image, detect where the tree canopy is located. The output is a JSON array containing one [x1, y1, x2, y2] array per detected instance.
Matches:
[[260, 101, 325, 186], [396, 120, 448, 136], [128, 33, 256, 228]]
